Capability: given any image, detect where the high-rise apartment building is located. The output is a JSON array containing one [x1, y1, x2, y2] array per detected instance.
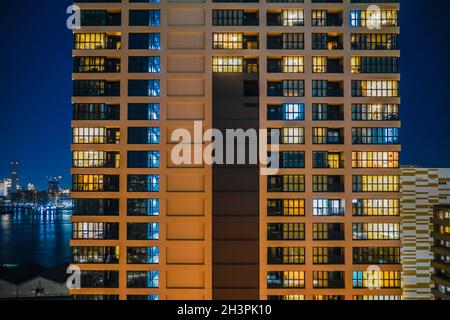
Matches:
[[71, 0, 401, 300], [401, 167, 450, 300]]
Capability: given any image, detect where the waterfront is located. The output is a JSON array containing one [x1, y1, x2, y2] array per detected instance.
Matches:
[[0, 209, 71, 267]]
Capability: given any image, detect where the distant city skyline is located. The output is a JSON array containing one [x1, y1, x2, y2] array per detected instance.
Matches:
[[0, 160, 68, 191]]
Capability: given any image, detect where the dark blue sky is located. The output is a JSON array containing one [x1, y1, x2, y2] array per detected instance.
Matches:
[[0, 0, 449, 189]]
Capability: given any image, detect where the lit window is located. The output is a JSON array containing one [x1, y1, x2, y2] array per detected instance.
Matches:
[[213, 33, 243, 49], [282, 56, 304, 73], [352, 271, 401, 289], [281, 128, 304, 144], [353, 175, 399, 192], [352, 199, 399, 216], [353, 223, 400, 240], [213, 56, 243, 72], [313, 56, 327, 73], [282, 10, 304, 26], [350, 10, 398, 28], [281, 103, 304, 120], [352, 152, 399, 169]]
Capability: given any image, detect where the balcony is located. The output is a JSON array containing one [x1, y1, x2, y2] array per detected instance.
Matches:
[[267, 80, 304, 97], [313, 58, 344, 74], [73, 199, 119, 216], [314, 247, 345, 265], [267, 34, 304, 50], [74, 34, 121, 50], [72, 175, 120, 192], [73, 151, 120, 169], [312, 104, 344, 121], [313, 198, 345, 216], [312, 11, 343, 27], [267, 11, 304, 27], [80, 271, 119, 289], [73, 80, 120, 97], [80, 11, 121, 27], [313, 223, 345, 240], [313, 128, 345, 145], [313, 272, 345, 289], [313, 33, 343, 50], [312, 81, 344, 97], [268, 223, 305, 241], [313, 153, 345, 170], [74, 57, 121, 73], [313, 175, 345, 193], [268, 248, 305, 265]]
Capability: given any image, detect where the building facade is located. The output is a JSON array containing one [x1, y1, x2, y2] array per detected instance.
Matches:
[[71, 0, 401, 300], [401, 167, 450, 300]]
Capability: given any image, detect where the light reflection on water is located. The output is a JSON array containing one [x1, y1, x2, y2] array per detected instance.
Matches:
[[0, 208, 72, 267]]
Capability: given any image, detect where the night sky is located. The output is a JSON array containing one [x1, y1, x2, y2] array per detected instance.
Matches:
[[0, 0, 449, 190]]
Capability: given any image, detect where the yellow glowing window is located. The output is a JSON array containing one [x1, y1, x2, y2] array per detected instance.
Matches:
[[281, 247, 305, 264], [327, 154, 340, 169], [283, 199, 305, 216], [353, 223, 400, 240], [282, 56, 304, 73], [77, 57, 106, 72], [283, 271, 305, 288], [282, 10, 304, 26], [313, 56, 327, 73], [360, 80, 399, 97], [213, 56, 243, 73], [351, 56, 361, 73], [361, 175, 399, 192], [313, 247, 331, 264], [361, 10, 398, 27], [75, 33, 106, 50], [73, 151, 106, 168], [352, 151, 399, 169], [281, 127, 304, 144], [353, 270, 401, 289], [353, 199, 399, 216], [213, 33, 243, 49], [73, 127, 106, 144], [72, 174, 105, 192]]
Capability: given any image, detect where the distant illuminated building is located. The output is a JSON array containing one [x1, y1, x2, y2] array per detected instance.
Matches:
[[47, 176, 62, 193], [10, 161, 19, 193], [0, 179, 12, 197], [27, 183, 36, 191]]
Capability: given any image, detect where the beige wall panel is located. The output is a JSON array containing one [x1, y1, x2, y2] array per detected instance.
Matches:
[[166, 150, 205, 168], [166, 174, 205, 192], [167, 55, 205, 73], [167, 32, 205, 49], [166, 221, 205, 240], [168, 9, 205, 26], [166, 270, 205, 289], [167, 102, 205, 120], [167, 198, 205, 216], [166, 125, 196, 143], [166, 246, 205, 264], [167, 78, 204, 97]]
